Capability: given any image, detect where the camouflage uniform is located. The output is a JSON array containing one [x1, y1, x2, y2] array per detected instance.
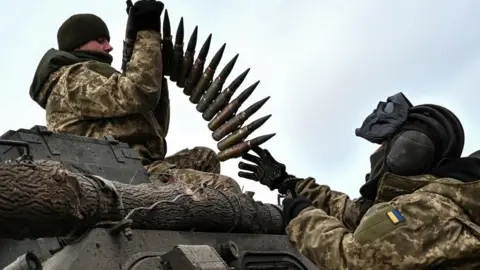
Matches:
[[287, 173, 480, 269], [147, 147, 240, 193], [30, 30, 241, 194], [294, 178, 373, 231]]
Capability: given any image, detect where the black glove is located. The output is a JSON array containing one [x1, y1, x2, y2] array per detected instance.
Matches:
[[238, 147, 299, 194], [282, 196, 313, 224], [126, 0, 133, 14], [131, 0, 164, 32]]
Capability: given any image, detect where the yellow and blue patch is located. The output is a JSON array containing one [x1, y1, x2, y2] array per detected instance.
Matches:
[[386, 209, 405, 224]]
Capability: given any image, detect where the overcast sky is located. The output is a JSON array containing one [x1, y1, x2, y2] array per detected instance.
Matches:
[[1, 1, 480, 204]]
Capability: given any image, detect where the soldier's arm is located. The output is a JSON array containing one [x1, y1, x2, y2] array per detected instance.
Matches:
[[294, 178, 372, 231], [238, 147, 371, 230], [286, 195, 454, 269], [61, 30, 162, 118]]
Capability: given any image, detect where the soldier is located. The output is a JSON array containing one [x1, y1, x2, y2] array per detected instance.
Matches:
[[239, 93, 480, 269], [238, 146, 373, 232], [28, 1, 241, 194]]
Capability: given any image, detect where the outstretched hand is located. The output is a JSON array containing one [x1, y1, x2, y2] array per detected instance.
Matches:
[[238, 146, 291, 192]]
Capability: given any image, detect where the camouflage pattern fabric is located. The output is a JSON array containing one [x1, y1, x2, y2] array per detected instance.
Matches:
[[30, 29, 240, 194], [145, 146, 242, 194], [294, 178, 373, 231], [287, 173, 480, 269], [36, 30, 168, 161], [148, 146, 221, 174], [149, 168, 242, 194]]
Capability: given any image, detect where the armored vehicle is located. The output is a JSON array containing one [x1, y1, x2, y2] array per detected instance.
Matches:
[[0, 126, 319, 269], [0, 3, 321, 268]]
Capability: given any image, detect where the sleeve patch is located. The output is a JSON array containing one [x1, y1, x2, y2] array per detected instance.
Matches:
[[353, 203, 407, 245], [387, 209, 405, 224]]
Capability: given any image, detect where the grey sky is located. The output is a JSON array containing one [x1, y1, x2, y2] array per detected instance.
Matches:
[[1, 0, 480, 204]]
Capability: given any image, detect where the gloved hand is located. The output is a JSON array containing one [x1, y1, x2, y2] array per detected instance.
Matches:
[[130, 0, 164, 32], [238, 147, 300, 194], [282, 196, 313, 224], [126, 0, 133, 14]]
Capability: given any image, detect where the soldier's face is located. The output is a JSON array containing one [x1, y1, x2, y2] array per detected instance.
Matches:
[[77, 37, 113, 54]]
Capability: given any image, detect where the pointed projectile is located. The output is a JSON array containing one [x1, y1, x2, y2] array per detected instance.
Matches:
[[169, 17, 184, 82], [212, 96, 270, 141], [176, 26, 198, 87], [162, 10, 173, 76], [183, 34, 212, 95], [189, 43, 227, 104], [202, 68, 250, 121], [196, 54, 239, 112], [207, 80, 260, 131], [217, 133, 276, 161], [217, 114, 272, 151]]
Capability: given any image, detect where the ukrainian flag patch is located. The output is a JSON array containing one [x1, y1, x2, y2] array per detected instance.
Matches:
[[386, 209, 405, 224]]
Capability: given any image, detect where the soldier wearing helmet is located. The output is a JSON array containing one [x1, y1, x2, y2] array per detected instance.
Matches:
[[239, 93, 480, 269]]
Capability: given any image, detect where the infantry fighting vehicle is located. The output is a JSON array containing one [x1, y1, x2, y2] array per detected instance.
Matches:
[[0, 4, 320, 268], [0, 126, 318, 269]]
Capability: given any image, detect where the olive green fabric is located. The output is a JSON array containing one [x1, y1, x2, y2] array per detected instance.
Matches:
[[57, 13, 110, 52], [353, 203, 406, 245]]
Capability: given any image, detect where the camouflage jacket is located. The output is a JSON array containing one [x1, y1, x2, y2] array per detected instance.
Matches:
[[289, 173, 480, 269], [30, 30, 170, 161], [295, 178, 373, 231]]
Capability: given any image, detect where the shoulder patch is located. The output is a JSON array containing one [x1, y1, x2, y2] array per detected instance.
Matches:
[[353, 203, 407, 245], [387, 209, 405, 224]]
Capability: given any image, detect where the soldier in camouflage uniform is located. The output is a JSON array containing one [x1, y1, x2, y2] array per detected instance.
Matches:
[[28, 1, 241, 194], [239, 93, 480, 269]]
